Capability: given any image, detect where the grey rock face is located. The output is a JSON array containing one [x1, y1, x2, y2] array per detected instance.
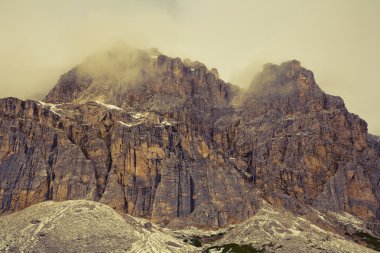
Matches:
[[213, 60, 380, 226], [0, 98, 97, 212]]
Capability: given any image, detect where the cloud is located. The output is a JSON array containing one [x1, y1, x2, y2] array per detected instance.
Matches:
[[0, 0, 177, 100], [76, 43, 159, 85]]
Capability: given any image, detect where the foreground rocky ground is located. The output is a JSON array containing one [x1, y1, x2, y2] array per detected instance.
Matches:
[[0, 200, 197, 253], [0, 200, 378, 253]]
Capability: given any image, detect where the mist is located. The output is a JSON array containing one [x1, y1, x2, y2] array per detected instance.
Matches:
[[0, 0, 379, 134], [77, 44, 159, 86]]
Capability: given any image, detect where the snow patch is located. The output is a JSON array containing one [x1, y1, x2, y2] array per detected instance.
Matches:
[[94, 100, 123, 111], [119, 121, 142, 128], [161, 120, 172, 126], [37, 101, 62, 116], [132, 112, 149, 119]]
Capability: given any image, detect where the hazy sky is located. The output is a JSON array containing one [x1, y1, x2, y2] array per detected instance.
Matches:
[[0, 0, 379, 134]]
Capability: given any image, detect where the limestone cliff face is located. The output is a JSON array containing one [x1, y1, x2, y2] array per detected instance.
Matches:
[[213, 60, 380, 224], [0, 53, 257, 228], [1, 53, 380, 231], [0, 98, 98, 212]]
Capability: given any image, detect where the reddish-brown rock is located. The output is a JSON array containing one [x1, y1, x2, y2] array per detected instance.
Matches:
[[213, 60, 380, 225]]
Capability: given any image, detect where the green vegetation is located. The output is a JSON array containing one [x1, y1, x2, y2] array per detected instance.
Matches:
[[203, 243, 264, 253], [183, 233, 225, 248], [183, 236, 202, 247], [356, 231, 380, 251]]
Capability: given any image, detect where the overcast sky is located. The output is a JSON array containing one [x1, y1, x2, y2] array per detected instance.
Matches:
[[0, 0, 379, 134]]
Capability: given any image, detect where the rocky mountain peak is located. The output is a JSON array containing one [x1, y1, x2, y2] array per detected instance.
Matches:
[[2, 48, 380, 252], [246, 60, 318, 97], [44, 48, 232, 115], [239, 60, 346, 116]]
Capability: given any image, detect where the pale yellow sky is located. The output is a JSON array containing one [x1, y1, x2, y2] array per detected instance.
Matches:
[[0, 0, 379, 134]]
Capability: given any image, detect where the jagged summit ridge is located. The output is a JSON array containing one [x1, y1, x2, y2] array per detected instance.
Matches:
[[254, 59, 320, 98], [44, 49, 235, 140], [44, 49, 232, 113], [240, 59, 347, 116]]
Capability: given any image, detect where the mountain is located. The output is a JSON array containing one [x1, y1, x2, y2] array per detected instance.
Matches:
[[1, 46, 380, 252]]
